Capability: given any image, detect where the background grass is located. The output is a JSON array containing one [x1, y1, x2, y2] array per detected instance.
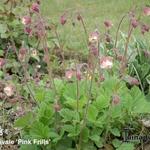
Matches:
[[40, 0, 150, 54]]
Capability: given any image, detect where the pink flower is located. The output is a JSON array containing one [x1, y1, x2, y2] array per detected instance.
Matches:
[[99, 74, 105, 82], [143, 7, 150, 16], [60, 14, 67, 25], [144, 50, 150, 58], [4, 85, 14, 97], [112, 94, 120, 105], [89, 30, 100, 43], [76, 70, 82, 81], [54, 102, 61, 112], [100, 56, 113, 69], [131, 18, 138, 28], [89, 45, 99, 56], [21, 16, 31, 25], [65, 70, 74, 79], [31, 3, 40, 13], [24, 27, 32, 35], [124, 76, 139, 86], [77, 14, 82, 21], [18, 47, 27, 61], [104, 20, 113, 29], [141, 24, 150, 34], [0, 58, 5, 68]]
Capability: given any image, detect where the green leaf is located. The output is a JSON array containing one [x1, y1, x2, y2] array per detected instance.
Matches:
[[94, 94, 110, 110], [112, 139, 122, 148], [38, 102, 54, 125], [110, 128, 120, 137], [87, 105, 98, 122], [14, 112, 33, 128], [63, 124, 80, 137], [117, 143, 134, 150], [90, 134, 103, 148], [19, 145, 39, 150], [64, 96, 87, 110], [82, 127, 89, 142], [29, 121, 50, 139], [59, 108, 80, 122], [130, 87, 150, 113], [0, 24, 7, 34]]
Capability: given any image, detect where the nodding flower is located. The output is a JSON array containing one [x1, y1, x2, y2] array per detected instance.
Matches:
[[112, 94, 120, 106], [76, 69, 82, 81], [21, 16, 31, 25], [141, 24, 150, 34], [100, 56, 113, 69], [143, 7, 150, 16], [65, 69, 74, 79], [60, 14, 67, 25], [0, 58, 5, 68], [31, 3, 40, 13], [104, 20, 113, 29], [77, 13, 82, 21], [131, 18, 138, 28], [54, 101, 61, 112], [24, 27, 32, 35], [89, 29, 100, 43], [124, 76, 139, 86]]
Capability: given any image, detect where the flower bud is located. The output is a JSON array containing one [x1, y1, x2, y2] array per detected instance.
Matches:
[[60, 14, 67, 25], [0, 58, 5, 68], [76, 70, 82, 81], [131, 18, 138, 28], [104, 20, 113, 29], [112, 94, 120, 105], [54, 102, 61, 112], [31, 3, 40, 13]]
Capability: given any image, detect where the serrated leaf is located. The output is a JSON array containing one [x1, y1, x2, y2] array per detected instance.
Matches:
[[14, 112, 33, 128], [87, 105, 98, 122], [110, 128, 120, 137], [117, 143, 134, 150]]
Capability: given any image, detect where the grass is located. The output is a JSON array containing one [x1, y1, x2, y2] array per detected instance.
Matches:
[[41, 0, 150, 43]]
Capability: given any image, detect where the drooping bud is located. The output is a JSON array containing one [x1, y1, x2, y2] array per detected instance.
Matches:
[[75, 68, 82, 81], [77, 13, 82, 21], [124, 75, 139, 86], [99, 74, 105, 82], [104, 20, 113, 29], [89, 30, 99, 43], [18, 47, 28, 62], [112, 94, 120, 105], [131, 18, 138, 28], [0, 58, 5, 68], [60, 14, 67, 25], [31, 3, 40, 13], [24, 27, 32, 35], [141, 24, 150, 35], [54, 101, 61, 112]]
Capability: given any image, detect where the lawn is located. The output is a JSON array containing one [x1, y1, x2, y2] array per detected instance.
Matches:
[[39, 0, 150, 57]]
